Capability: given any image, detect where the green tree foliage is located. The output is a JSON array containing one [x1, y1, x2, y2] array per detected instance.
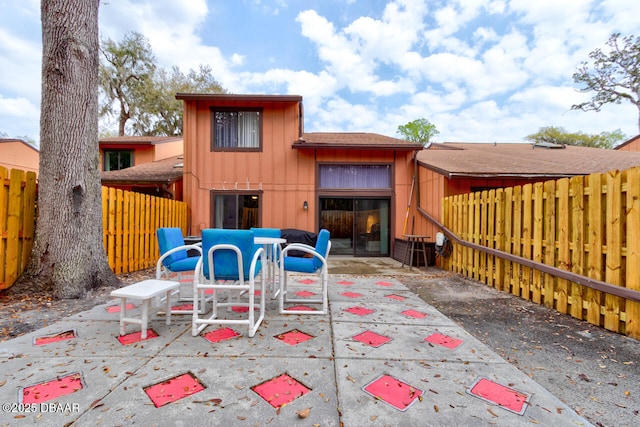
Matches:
[[397, 118, 439, 146], [0, 131, 37, 145], [134, 65, 226, 136], [99, 32, 226, 136], [524, 126, 626, 149], [572, 33, 640, 134], [99, 31, 156, 136]]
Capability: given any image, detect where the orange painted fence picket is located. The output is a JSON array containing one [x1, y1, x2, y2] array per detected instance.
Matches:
[[0, 166, 37, 290], [1, 165, 188, 289], [102, 187, 189, 275], [442, 166, 640, 339]]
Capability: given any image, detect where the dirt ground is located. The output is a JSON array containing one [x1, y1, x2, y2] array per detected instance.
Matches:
[[1, 266, 638, 427]]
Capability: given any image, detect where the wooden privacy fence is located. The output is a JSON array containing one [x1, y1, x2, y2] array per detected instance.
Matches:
[[102, 186, 189, 275], [0, 167, 37, 290], [441, 166, 640, 338], [1, 165, 189, 289]]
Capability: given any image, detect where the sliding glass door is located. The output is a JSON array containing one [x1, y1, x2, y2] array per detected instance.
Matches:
[[319, 197, 389, 256], [354, 199, 389, 256]]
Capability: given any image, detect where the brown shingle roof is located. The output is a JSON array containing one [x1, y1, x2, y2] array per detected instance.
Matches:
[[294, 132, 422, 151], [417, 142, 640, 178], [101, 155, 183, 183], [99, 136, 182, 145]]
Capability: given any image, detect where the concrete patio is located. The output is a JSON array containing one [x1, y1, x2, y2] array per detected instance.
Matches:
[[0, 257, 593, 426]]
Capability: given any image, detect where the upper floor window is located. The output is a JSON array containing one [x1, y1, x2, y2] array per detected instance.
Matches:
[[211, 109, 262, 151], [319, 164, 391, 189], [103, 150, 133, 171]]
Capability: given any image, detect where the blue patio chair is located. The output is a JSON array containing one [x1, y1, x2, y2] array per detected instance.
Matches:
[[156, 228, 208, 314], [278, 229, 331, 315], [192, 229, 266, 337]]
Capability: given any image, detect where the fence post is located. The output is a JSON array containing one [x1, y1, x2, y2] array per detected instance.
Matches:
[[570, 176, 585, 320], [512, 186, 522, 297], [626, 167, 640, 338], [5, 169, 24, 288], [0, 167, 8, 289], [604, 170, 622, 331], [586, 173, 604, 326], [543, 180, 556, 308], [556, 178, 570, 314]]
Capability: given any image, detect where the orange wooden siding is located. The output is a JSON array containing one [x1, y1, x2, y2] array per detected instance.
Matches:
[[415, 167, 549, 243], [0, 140, 39, 176], [184, 99, 311, 234], [182, 97, 417, 243]]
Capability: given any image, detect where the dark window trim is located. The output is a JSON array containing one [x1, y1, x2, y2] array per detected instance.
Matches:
[[316, 162, 394, 191], [103, 149, 133, 171], [209, 189, 263, 229], [210, 107, 263, 152]]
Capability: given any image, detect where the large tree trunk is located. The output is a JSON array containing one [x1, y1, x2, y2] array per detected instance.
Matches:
[[10, 0, 120, 298]]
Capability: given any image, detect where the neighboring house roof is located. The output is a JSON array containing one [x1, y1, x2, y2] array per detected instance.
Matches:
[[101, 155, 183, 184], [99, 136, 182, 145], [294, 132, 423, 151], [615, 134, 640, 150], [417, 142, 640, 179], [0, 138, 39, 152]]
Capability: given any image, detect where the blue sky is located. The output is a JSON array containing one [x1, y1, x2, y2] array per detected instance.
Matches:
[[1, 0, 640, 145]]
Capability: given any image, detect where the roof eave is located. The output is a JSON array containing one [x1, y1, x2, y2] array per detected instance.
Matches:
[[292, 142, 421, 151], [101, 176, 182, 185], [417, 160, 581, 180], [447, 173, 579, 179], [175, 93, 303, 103]]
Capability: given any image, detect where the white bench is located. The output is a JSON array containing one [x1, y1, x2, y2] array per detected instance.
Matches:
[[110, 279, 179, 339]]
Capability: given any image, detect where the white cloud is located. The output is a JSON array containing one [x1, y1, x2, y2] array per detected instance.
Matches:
[[0, 95, 40, 138], [0, 28, 41, 99], [1, 0, 639, 143]]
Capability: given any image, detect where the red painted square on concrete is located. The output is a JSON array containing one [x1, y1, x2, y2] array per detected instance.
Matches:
[[106, 303, 135, 313], [203, 327, 241, 343], [424, 333, 463, 349], [344, 306, 375, 316], [375, 281, 394, 287], [337, 280, 354, 286], [385, 294, 406, 301], [298, 278, 316, 284], [232, 305, 260, 312], [363, 374, 423, 411], [34, 330, 76, 346], [275, 329, 314, 345], [21, 372, 84, 404], [402, 309, 428, 319], [171, 303, 193, 311], [294, 290, 316, 298], [144, 372, 205, 408], [340, 291, 363, 299], [118, 329, 159, 345], [353, 330, 392, 347], [252, 373, 310, 408], [467, 377, 530, 415], [285, 305, 316, 312]]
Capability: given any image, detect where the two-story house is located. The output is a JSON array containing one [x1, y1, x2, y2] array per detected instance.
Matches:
[[176, 93, 422, 257]]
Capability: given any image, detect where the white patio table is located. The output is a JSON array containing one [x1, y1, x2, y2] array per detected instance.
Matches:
[[254, 236, 286, 298]]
